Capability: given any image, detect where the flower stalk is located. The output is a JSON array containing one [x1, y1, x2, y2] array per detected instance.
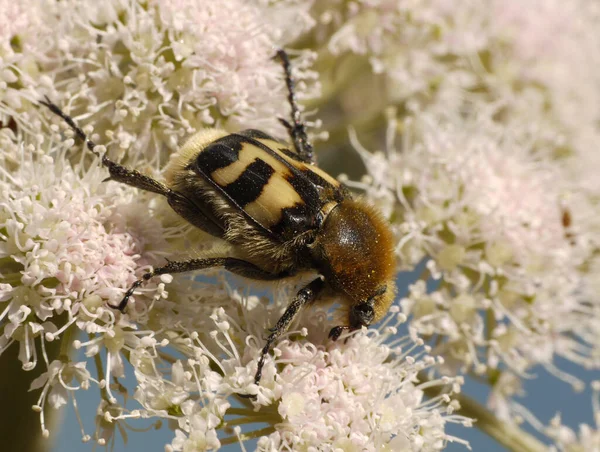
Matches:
[[419, 372, 547, 452]]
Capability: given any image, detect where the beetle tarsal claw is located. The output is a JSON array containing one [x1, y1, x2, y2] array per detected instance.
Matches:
[[329, 326, 348, 341]]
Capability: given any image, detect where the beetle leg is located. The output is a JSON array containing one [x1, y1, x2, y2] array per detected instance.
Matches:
[[116, 257, 293, 311], [328, 325, 351, 341], [252, 276, 325, 385], [40, 97, 171, 194], [40, 97, 225, 237], [274, 49, 315, 164]]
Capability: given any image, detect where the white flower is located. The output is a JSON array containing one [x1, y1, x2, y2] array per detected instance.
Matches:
[[0, 0, 42, 43], [28, 358, 97, 439], [182, 291, 470, 451], [30, 359, 92, 409], [0, 142, 167, 360], [0, 2, 480, 450], [351, 108, 600, 401], [2, 0, 318, 167], [312, 0, 600, 179], [489, 0, 600, 146]]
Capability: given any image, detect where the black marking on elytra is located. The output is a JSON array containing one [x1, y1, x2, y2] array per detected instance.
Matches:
[[297, 166, 335, 190], [194, 135, 242, 174], [278, 146, 311, 164], [269, 169, 323, 240], [238, 129, 278, 141], [235, 134, 322, 203], [222, 159, 275, 207], [191, 138, 274, 238], [193, 133, 344, 241], [298, 166, 347, 203], [232, 134, 298, 173], [271, 202, 319, 240], [230, 134, 344, 239], [285, 171, 320, 210]]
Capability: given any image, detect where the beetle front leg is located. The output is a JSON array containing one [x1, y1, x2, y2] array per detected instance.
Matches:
[[252, 276, 325, 385], [328, 325, 352, 341]]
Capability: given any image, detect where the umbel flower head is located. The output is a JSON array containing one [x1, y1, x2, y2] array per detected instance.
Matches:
[[0, 1, 468, 448], [350, 106, 600, 414], [310, 0, 600, 153], [1, 0, 317, 167], [0, 134, 168, 436], [162, 295, 469, 451], [0, 134, 468, 448]]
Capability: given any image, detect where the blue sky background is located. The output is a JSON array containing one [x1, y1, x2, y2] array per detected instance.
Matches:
[[53, 270, 600, 451]]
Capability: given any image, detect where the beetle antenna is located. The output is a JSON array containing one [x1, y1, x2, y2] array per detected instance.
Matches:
[[39, 96, 100, 158]]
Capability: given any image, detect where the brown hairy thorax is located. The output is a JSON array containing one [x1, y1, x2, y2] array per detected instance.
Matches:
[[313, 199, 397, 320]]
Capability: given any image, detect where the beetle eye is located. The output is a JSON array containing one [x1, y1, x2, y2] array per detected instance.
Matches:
[[350, 302, 374, 327]]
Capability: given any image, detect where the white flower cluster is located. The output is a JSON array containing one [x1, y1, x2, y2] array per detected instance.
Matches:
[[0, 144, 467, 447], [313, 0, 600, 140], [159, 295, 468, 452], [331, 0, 600, 425], [0, 133, 178, 426], [0, 0, 468, 450], [1, 0, 317, 165], [354, 110, 599, 380]]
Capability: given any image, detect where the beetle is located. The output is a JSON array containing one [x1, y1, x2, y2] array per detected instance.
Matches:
[[40, 49, 397, 387]]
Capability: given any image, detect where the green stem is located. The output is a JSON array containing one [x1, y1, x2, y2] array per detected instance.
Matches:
[[485, 308, 496, 342], [1, 273, 23, 286], [419, 373, 547, 452], [0, 313, 68, 451], [226, 406, 281, 426], [226, 407, 257, 416], [456, 392, 547, 452], [59, 322, 77, 360], [224, 415, 278, 427], [90, 334, 113, 404], [220, 426, 276, 446], [157, 350, 177, 364]]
